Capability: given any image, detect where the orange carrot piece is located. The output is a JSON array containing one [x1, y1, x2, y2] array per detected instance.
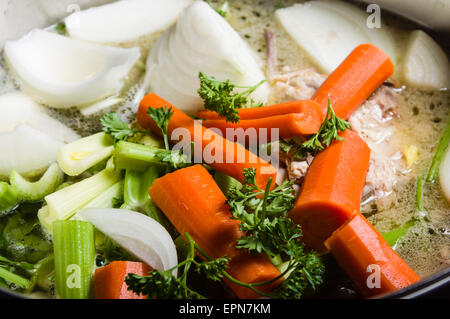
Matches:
[[202, 113, 321, 143], [312, 44, 394, 119], [196, 100, 322, 121], [288, 130, 371, 252], [137, 93, 277, 189], [324, 213, 421, 296], [149, 164, 281, 298], [93, 261, 152, 299]]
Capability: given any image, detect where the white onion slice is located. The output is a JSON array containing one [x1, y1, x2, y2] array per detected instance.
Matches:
[[0, 91, 79, 142], [275, 1, 397, 74], [4, 29, 140, 108], [80, 208, 178, 275], [402, 30, 450, 90], [65, 0, 193, 44], [0, 124, 64, 177], [439, 145, 450, 203], [146, 1, 268, 114]]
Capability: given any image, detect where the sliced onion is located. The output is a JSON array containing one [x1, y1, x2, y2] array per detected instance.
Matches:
[[402, 30, 450, 90], [4, 29, 140, 108], [65, 0, 193, 44], [439, 145, 450, 203], [80, 208, 178, 275], [0, 124, 64, 178], [275, 1, 397, 74], [0, 91, 79, 142], [146, 1, 268, 114]]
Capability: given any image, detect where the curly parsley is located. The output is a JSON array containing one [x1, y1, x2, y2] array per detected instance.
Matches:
[[197, 72, 265, 123]]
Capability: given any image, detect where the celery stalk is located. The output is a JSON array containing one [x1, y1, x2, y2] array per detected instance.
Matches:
[[121, 167, 169, 227], [57, 132, 114, 176], [114, 141, 187, 171], [10, 162, 63, 202], [70, 181, 124, 221], [382, 221, 416, 247], [214, 170, 242, 197], [114, 141, 167, 171], [0, 267, 31, 288], [53, 220, 95, 299], [0, 182, 20, 215], [40, 163, 121, 231]]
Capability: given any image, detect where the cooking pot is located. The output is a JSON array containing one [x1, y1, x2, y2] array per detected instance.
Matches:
[[0, 0, 448, 299]]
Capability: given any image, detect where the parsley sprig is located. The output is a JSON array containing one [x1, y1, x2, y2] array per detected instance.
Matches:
[[280, 99, 350, 159], [227, 168, 325, 299], [146, 106, 174, 151], [197, 72, 265, 123], [100, 112, 143, 142], [126, 169, 325, 299]]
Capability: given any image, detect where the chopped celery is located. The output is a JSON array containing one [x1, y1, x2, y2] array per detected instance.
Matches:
[[70, 181, 124, 221], [121, 167, 171, 228], [138, 134, 164, 148], [382, 221, 416, 247], [10, 162, 63, 202], [214, 170, 242, 197], [0, 182, 20, 215], [53, 220, 95, 299], [57, 132, 114, 177], [40, 163, 121, 232], [0, 266, 31, 289], [427, 116, 450, 182], [114, 141, 185, 171]]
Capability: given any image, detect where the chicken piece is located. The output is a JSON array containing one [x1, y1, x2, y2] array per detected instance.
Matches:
[[272, 67, 326, 101], [349, 85, 404, 200]]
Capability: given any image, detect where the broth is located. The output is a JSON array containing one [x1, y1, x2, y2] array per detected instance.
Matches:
[[0, 0, 449, 295]]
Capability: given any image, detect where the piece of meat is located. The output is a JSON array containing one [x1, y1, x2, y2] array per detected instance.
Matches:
[[286, 159, 309, 184], [272, 67, 326, 101], [349, 85, 404, 200]]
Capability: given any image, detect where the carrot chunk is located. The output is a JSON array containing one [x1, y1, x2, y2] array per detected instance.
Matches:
[[137, 93, 277, 189], [324, 213, 421, 296], [312, 44, 394, 119], [288, 130, 371, 252], [93, 261, 152, 299], [149, 164, 281, 298], [196, 100, 322, 121]]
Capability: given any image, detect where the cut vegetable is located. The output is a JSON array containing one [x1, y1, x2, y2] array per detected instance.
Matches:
[[0, 182, 20, 215], [312, 44, 394, 119], [288, 130, 371, 252], [93, 261, 152, 299], [4, 29, 140, 108], [214, 170, 242, 197], [402, 30, 450, 90], [439, 139, 450, 203], [325, 213, 420, 296], [0, 124, 64, 178], [10, 162, 63, 202], [121, 167, 168, 227], [0, 91, 79, 142], [149, 164, 281, 298], [40, 162, 121, 231], [79, 208, 178, 275], [53, 220, 95, 299], [146, 1, 268, 114], [138, 93, 277, 190], [57, 132, 114, 176], [275, 1, 397, 74], [65, 0, 193, 44]]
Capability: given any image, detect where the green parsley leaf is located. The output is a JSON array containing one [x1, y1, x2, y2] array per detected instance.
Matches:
[[146, 106, 174, 151], [100, 112, 141, 142], [197, 72, 265, 123]]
